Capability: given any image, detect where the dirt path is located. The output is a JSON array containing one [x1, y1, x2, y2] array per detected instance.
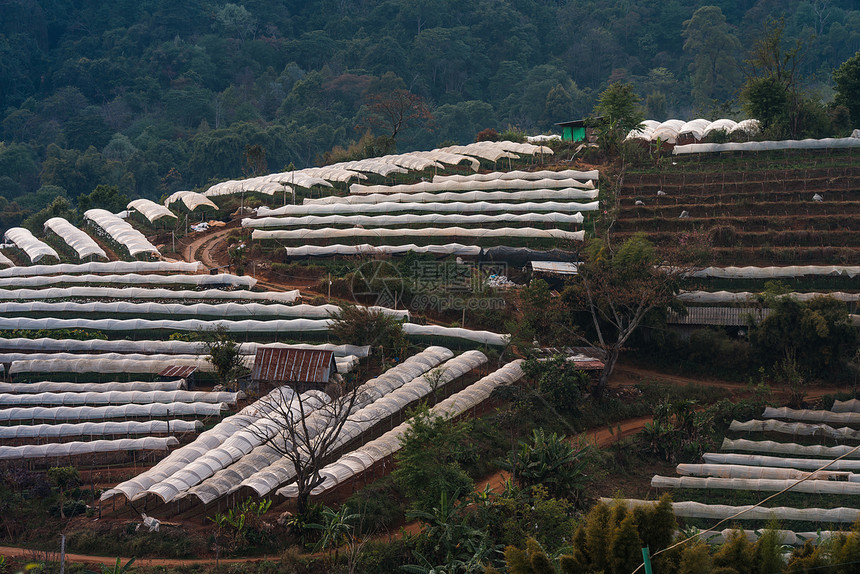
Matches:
[[182, 228, 233, 267]]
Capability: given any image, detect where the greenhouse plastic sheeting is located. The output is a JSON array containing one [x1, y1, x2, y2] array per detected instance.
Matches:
[[163, 191, 218, 211], [242, 350, 486, 498], [349, 178, 593, 195], [0, 338, 367, 358], [0, 402, 227, 423], [605, 498, 860, 524], [44, 218, 107, 260], [674, 136, 860, 155], [762, 406, 860, 425], [127, 199, 178, 223], [3, 228, 59, 263], [402, 323, 508, 346], [284, 243, 483, 258], [306, 189, 600, 206], [0, 273, 256, 289], [84, 209, 159, 258], [675, 463, 849, 481], [729, 419, 860, 440], [253, 226, 584, 242], [101, 386, 297, 502], [204, 178, 291, 198], [0, 380, 186, 394], [280, 360, 525, 498], [178, 347, 453, 504], [0, 260, 204, 279], [9, 355, 218, 375], [703, 453, 860, 471], [144, 391, 330, 502], [0, 437, 179, 461], [0, 389, 243, 407], [244, 211, 584, 229], [832, 399, 860, 413], [688, 265, 860, 279], [0, 420, 201, 439], [299, 167, 364, 183], [722, 438, 860, 458], [678, 291, 860, 304], [0, 301, 408, 321], [0, 317, 331, 336], [257, 200, 598, 218], [434, 169, 599, 183], [652, 475, 860, 495], [0, 286, 295, 302]]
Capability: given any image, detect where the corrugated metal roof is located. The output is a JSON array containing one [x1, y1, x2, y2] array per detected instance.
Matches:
[[531, 261, 579, 275], [667, 307, 771, 326], [158, 365, 198, 379], [251, 348, 335, 384]]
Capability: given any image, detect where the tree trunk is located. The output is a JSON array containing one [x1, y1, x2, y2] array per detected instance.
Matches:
[[594, 347, 620, 400]]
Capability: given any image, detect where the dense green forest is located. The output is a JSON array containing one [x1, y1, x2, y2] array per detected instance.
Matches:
[[1, 0, 858, 227]]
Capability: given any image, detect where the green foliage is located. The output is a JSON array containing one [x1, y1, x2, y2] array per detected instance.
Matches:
[[522, 356, 590, 414], [392, 407, 474, 513], [639, 398, 713, 462], [500, 429, 593, 507], [210, 497, 273, 554], [682, 6, 742, 107], [833, 51, 860, 129], [329, 305, 405, 361], [750, 295, 859, 379], [77, 185, 129, 214], [203, 325, 248, 386]]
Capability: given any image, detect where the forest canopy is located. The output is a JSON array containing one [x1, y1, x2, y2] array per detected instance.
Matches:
[[1, 0, 858, 228]]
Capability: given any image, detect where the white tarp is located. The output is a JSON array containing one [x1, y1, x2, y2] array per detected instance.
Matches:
[[0, 261, 203, 278], [679, 291, 860, 304], [83, 209, 159, 258], [0, 437, 179, 461], [306, 189, 599, 205], [0, 317, 331, 335], [284, 243, 482, 258], [0, 286, 295, 302], [832, 399, 860, 413], [44, 218, 107, 260], [605, 498, 860, 524], [257, 200, 599, 218], [675, 136, 860, 155], [652, 475, 860, 495], [402, 323, 508, 346], [0, 402, 227, 422], [703, 452, 860, 471], [163, 191, 218, 211], [0, 301, 408, 321], [688, 266, 860, 279], [0, 273, 256, 289], [0, 420, 201, 439], [0, 380, 186, 393], [349, 178, 593, 195], [253, 227, 585, 242], [243, 212, 584, 229], [763, 406, 860, 425], [0, 389, 242, 406], [4, 228, 59, 263], [127, 199, 178, 223], [729, 418, 860, 440], [0, 338, 368, 358], [433, 169, 598, 183], [722, 438, 860, 458], [676, 463, 849, 480]]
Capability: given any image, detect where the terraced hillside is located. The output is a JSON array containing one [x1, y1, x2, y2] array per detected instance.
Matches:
[[616, 149, 860, 266]]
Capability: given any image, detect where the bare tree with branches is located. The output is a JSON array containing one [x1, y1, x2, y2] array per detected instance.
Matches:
[[246, 381, 359, 516]]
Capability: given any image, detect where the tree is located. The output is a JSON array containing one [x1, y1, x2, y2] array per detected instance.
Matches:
[[215, 3, 257, 42], [243, 144, 267, 177], [561, 234, 693, 398], [521, 356, 590, 414], [245, 382, 359, 516], [682, 6, 742, 107], [499, 428, 592, 508], [204, 325, 248, 387], [740, 18, 806, 137], [749, 295, 858, 379], [363, 88, 432, 140], [47, 466, 80, 520], [392, 407, 473, 513], [77, 184, 129, 214], [329, 305, 405, 367], [833, 51, 860, 128], [592, 82, 643, 157]]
